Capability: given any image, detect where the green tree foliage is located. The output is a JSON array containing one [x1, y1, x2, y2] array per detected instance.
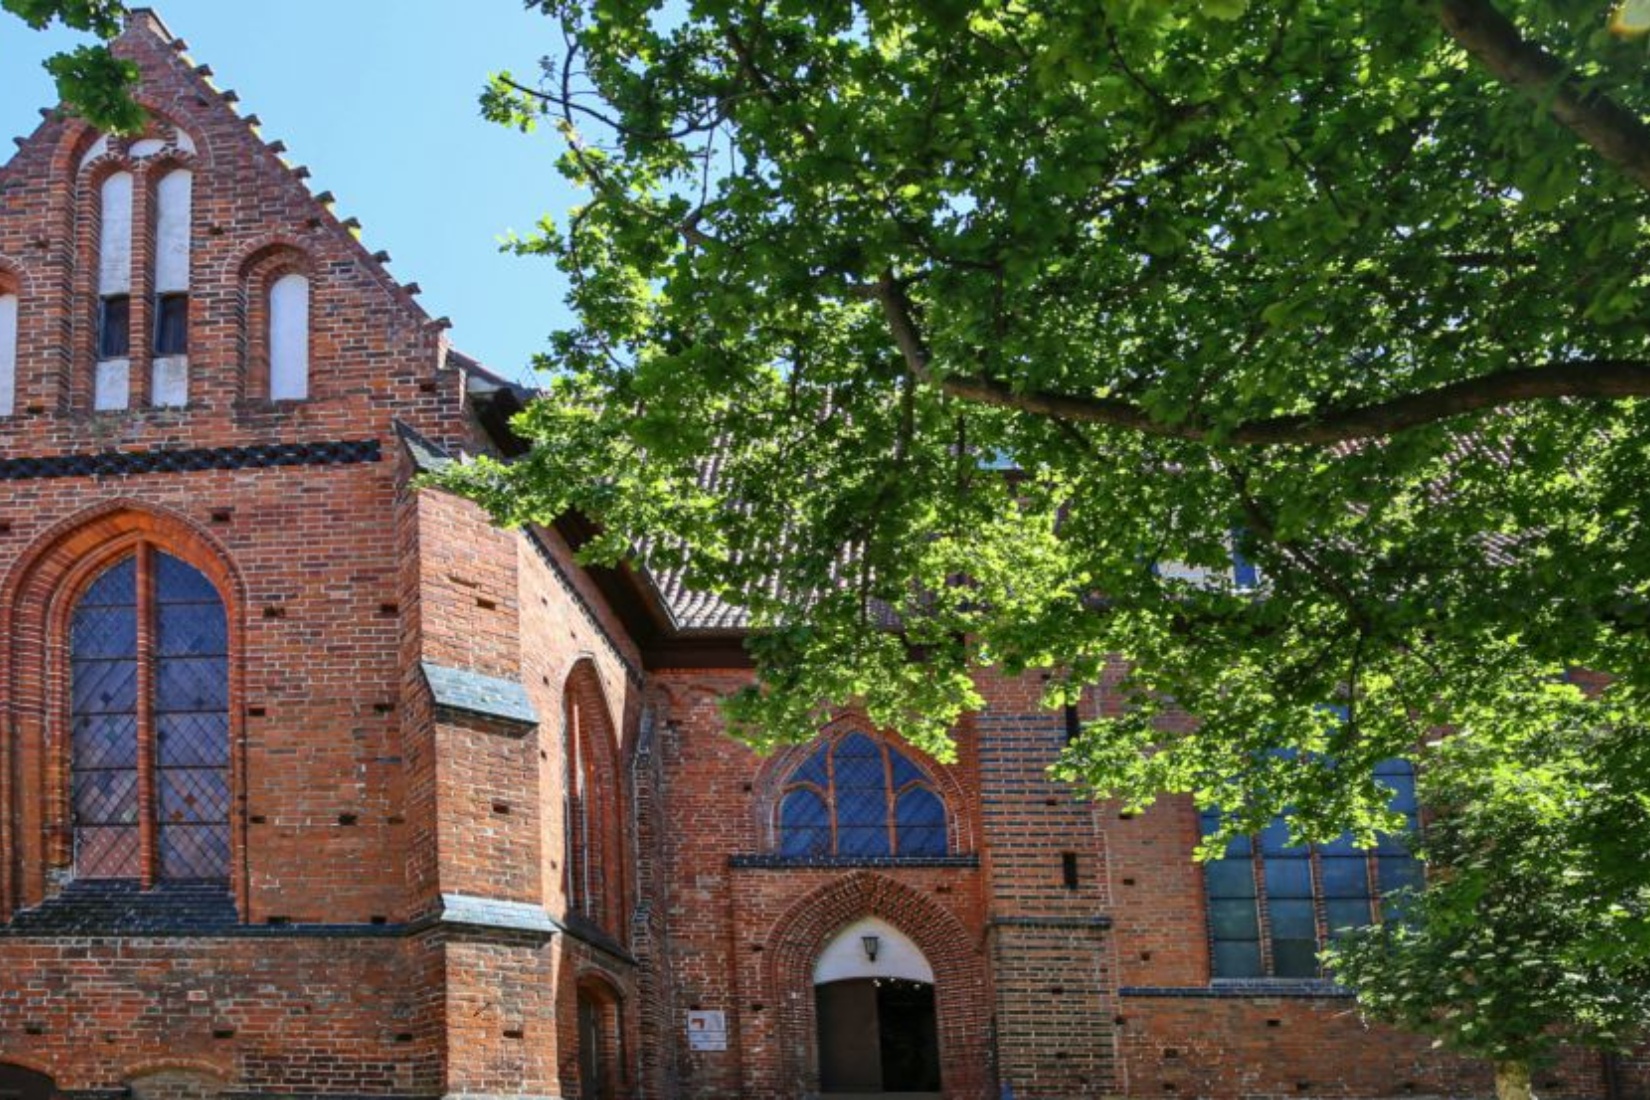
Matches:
[[1326, 715, 1650, 1099], [447, 0, 1650, 856], [4, 0, 142, 132]]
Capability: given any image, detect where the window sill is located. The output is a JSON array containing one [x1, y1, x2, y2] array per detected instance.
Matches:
[[2, 879, 237, 935], [728, 854, 979, 870], [1120, 979, 1352, 999]]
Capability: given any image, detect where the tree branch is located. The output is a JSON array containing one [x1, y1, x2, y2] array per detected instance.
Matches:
[[939, 359, 1650, 446], [1438, 0, 1650, 193], [876, 275, 1650, 447]]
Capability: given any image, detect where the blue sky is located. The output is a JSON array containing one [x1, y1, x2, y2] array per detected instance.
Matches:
[[0, 2, 585, 383]]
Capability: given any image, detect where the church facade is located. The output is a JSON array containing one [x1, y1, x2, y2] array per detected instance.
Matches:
[[0, 12, 1640, 1100]]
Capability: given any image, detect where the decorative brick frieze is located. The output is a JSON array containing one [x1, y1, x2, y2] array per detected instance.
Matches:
[[0, 439, 380, 480]]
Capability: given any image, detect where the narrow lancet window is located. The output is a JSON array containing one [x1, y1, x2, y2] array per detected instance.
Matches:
[[269, 273, 309, 401], [95, 171, 134, 411], [0, 291, 16, 416], [150, 168, 192, 406]]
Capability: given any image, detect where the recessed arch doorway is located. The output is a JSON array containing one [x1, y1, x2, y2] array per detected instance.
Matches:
[[0, 1063, 54, 1100], [814, 916, 942, 1097]]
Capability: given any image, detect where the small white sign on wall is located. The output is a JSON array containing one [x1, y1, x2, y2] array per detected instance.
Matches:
[[686, 1009, 727, 1051]]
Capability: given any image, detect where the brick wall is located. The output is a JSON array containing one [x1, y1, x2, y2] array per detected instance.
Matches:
[[0, 12, 470, 1096]]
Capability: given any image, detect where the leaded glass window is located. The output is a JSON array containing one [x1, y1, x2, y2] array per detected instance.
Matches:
[[776, 733, 947, 858], [69, 548, 230, 883], [1200, 759, 1421, 980]]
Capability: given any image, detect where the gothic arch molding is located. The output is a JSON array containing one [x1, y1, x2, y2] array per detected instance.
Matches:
[[0, 501, 247, 917], [563, 659, 627, 936], [765, 872, 990, 1099]]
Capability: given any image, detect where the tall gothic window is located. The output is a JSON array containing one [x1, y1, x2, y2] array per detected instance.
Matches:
[[1201, 759, 1422, 979], [776, 732, 947, 858], [70, 548, 230, 882]]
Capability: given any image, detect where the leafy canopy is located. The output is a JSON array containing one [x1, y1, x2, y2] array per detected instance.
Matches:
[[1326, 714, 1650, 1069], [4, 0, 143, 132], [447, 0, 1650, 853]]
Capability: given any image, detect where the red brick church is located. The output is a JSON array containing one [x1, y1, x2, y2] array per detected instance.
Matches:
[[0, 11, 1638, 1100]]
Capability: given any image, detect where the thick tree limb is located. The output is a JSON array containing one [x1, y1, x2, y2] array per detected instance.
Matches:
[[1438, 0, 1650, 193], [943, 360, 1650, 446], [878, 269, 1650, 445]]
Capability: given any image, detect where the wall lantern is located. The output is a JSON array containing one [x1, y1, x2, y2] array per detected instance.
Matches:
[[862, 935, 880, 963]]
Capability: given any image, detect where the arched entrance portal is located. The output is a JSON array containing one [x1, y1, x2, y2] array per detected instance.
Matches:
[[0, 1064, 54, 1100], [814, 917, 942, 1096], [575, 978, 623, 1100]]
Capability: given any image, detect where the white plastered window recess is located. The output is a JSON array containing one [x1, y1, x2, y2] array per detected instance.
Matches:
[[95, 171, 134, 411], [150, 168, 192, 408], [268, 272, 309, 401], [0, 291, 17, 417]]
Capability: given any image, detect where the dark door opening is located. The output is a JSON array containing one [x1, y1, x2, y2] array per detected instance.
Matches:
[[578, 992, 611, 1100], [0, 1065, 54, 1100], [816, 978, 941, 1095]]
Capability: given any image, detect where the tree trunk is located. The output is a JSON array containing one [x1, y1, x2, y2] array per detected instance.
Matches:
[[1495, 1060, 1535, 1100]]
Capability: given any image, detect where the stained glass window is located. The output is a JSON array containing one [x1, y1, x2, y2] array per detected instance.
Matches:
[[1200, 759, 1421, 980], [775, 733, 948, 858], [69, 549, 230, 883]]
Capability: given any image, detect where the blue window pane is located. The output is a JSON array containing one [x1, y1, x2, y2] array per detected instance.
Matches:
[[157, 601, 227, 656], [73, 714, 139, 768], [159, 767, 230, 823], [72, 606, 137, 658], [889, 748, 926, 790], [1268, 898, 1316, 940], [836, 734, 892, 856], [837, 816, 891, 856], [1326, 898, 1373, 935], [1272, 938, 1320, 977], [155, 657, 229, 711], [1378, 855, 1423, 895], [1212, 940, 1264, 979], [157, 714, 230, 766], [899, 827, 945, 856], [160, 822, 231, 880], [1376, 826, 1416, 855], [155, 552, 219, 603], [1198, 810, 1252, 856], [1209, 896, 1260, 940], [72, 656, 139, 714], [79, 557, 136, 606], [1320, 856, 1372, 898], [779, 789, 830, 857], [1376, 759, 1418, 813], [1203, 860, 1257, 898], [791, 744, 829, 788], [1231, 529, 1259, 588], [1260, 819, 1307, 856], [73, 769, 139, 823], [895, 788, 946, 855], [1320, 832, 1364, 856], [1263, 858, 1313, 899], [833, 734, 886, 789]]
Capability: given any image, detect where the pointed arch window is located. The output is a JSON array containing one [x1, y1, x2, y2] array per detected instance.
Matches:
[[777, 733, 948, 858], [0, 289, 16, 417], [268, 272, 309, 401], [70, 548, 230, 882]]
